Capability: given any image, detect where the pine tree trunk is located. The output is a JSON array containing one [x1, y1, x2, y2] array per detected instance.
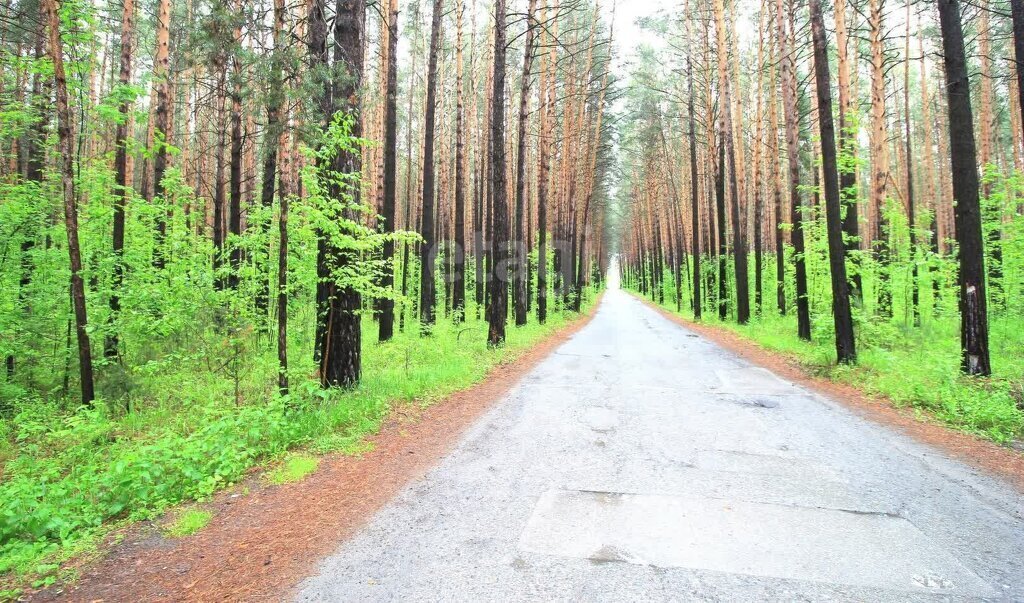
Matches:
[[869, 0, 891, 316], [106, 0, 134, 360], [487, 0, 509, 346], [809, 0, 857, 363], [152, 0, 172, 268], [315, 0, 365, 387], [451, 0, 467, 322], [379, 0, 399, 339], [834, 0, 861, 300], [777, 0, 810, 339], [977, 0, 1001, 307], [715, 129, 728, 320], [936, 0, 991, 376], [512, 0, 537, 326], [227, 14, 244, 290], [688, 56, 702, 319], [418, 0, 443, 331], [45, 0, 95, 405], [256, 0, 287, 325], [903, 6, 919, 325], [536, 0, 555, 323], [1012, 0, 1024, 156]]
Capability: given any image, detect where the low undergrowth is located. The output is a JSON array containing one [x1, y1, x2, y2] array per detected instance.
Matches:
[[163, 509, 213, 538], [0, 297, 592, 595], [265, 454, 320, 485]]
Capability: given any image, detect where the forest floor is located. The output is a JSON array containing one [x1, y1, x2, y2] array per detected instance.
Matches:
[[25, 304, 602, 602], [31, 288, 1024, 601]]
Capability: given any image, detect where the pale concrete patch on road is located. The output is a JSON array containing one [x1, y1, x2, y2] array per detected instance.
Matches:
[[695, 449, 844, 482], [519, 489, 996, 597], [712, 367, 802, 395]]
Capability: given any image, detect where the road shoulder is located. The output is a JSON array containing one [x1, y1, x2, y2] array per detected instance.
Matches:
[[631, 293, 1024, 492]]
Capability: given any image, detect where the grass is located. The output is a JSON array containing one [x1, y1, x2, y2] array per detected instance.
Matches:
[[163, 509, 213, 538], [631, 290, 1024, 444], [0, 293, 596, 593], [265, 455, 319, 485]]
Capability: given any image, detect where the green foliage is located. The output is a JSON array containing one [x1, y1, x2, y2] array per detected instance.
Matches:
[[163, 509, 213, 538], [0, 299, 591, 587], [265, 455, 319, 485]]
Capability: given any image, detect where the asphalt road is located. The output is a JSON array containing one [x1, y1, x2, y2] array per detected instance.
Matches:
[[297, 285, 1024, 602]]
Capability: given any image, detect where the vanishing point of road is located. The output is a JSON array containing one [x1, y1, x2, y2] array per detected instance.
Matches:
[[297, 286, 1024, 602]]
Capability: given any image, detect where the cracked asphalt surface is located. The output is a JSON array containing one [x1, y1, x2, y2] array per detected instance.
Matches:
[[296, 285, 1024, 602]]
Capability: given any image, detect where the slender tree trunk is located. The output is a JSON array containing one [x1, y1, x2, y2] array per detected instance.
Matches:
[[977, 0, 1001, 307], [418, 0, 443, 331], [400, 4, 418, 331], [869, 0, 891, 317], [903, 5, 919, 325], [152, 0, 172, 268], [512, 0, 537, 325], [451, 0, 467, 322], [256, 0, 287, 325], [106, 0, 134, 360], [714, 0, 749, 324], [379, 0, 399, 339], [937, 0, 991, 376], [213, 54, 228, 289], [536, 0, 555, 323], [715, 129, 728, 320], [227, 15, 244, 290], [777, 0, 810, 339], [45, 0, 95, 405], [277, 124, 290, 395], [688, 57, 702, 319], [753, 8, 766, 315], [809, 0, 857, 363], [1012, 0, 1024, 152], [487, 0, 508, 346]]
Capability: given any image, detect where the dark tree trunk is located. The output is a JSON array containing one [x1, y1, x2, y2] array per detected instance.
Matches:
[[45, 0, 95, 405], [777, 0, 810, 339], [1013, 0, 1024, 152], [379, 0, 399, 339], [487, 0, 509, 346], [809, 0, 857, 363], [904, 10, 919, 325], [400, 20, 416, 332], [227, 41, 244, 290], [152, 0, 172, 269], [716, 15, 750, 324], [688, 58, 702, 319], [537, 39, 551, 323], [272, 0, 289, 394], [213, 57, 228, 289], [106, 0, 134, 360], [715, 133, 728, 320], [937, 0, 991, 375], [315, 0, 365, 387], [418, 0, 443, 331], [451, 0, 467, 322], [257, 0, 287, 325], [754, 182, 763, 314]]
